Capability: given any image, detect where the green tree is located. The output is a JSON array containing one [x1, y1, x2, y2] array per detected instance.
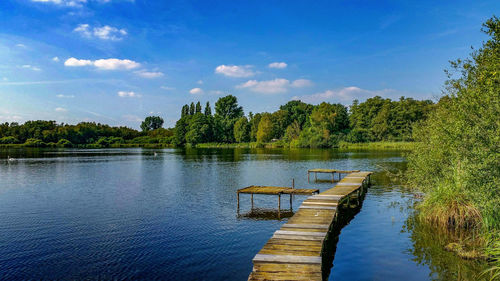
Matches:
[[140, 116, 164, 132], [215, 95, 243, 119], [233, 117, 250, 143], [189, 102, 195, 115], [204, 102, 212, 116], [181, 104, 189, 118], [406, 16, 500, 232], [195, 101, 202, 113], [249, 113, 262, 142], [256, 113, 274, 143]]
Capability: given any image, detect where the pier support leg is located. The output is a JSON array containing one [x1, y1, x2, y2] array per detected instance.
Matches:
[[315, 172, 317, 181], [278, 194, 281, 219], [331, 173, 334, 183], [237, 192, 240, 212], [307, 172, 310, 183], [290, 194, 293, 210], [251, 193, 254, 210]]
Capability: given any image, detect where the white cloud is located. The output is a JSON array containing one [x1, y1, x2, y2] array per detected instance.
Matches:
[[236, 78, 312, 94], [52, 56, 60, 62], [268, 62, 287, 69], [209, 90, 226, 95], [31, 0, 87, 7], [292, 86, 396, 103], [189, 88, 203, 95], [64, 57, 92, 66], [74, 24, 127, 40], [93, 58, 140, 70], [197, 80, 203, 84], [134, 70, 164, 78], [215, 65, 255, 77], [291, 79, 313, 87], [118, 91, 141, 98], [160, 86, 175, 90], [20, 65, 41, 71], [56, 94, 75, 98], [64, 57, 140, 70], [55, 107, 67, 112], [16, 43, 27, 48]]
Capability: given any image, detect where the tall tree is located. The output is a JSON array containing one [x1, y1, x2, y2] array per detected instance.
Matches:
[[140, 116, 164, 132], [204, 102, 212, 116], [256, 113, 274, 143], [215, 95, 243, 119], [195, 101, 202, 113], [233, 117, 250, 143], [189, 102, 195, 115], [181, 104, 189, 118]]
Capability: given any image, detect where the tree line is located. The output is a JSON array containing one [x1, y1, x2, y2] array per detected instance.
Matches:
[[0, 94, 434, 148]]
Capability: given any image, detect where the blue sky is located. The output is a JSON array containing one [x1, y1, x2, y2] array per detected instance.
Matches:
[[0, 0, 498, 128]]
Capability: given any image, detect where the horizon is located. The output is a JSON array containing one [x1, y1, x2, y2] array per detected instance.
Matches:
[[0, 1, 498, 129]]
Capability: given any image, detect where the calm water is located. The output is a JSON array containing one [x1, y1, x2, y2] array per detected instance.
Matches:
[[0, 148, 488, 280]]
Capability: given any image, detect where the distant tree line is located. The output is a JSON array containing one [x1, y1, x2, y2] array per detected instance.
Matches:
[[0, 95, 434, 148]]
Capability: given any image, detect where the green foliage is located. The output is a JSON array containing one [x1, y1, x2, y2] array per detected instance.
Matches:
[[195, 101, 202, 113], [56, 138, 73, 148], [0, 136, 19, 144], [204, 102, 212, 116], [140, 116, 164, 132], [249, 113, 262, 142], [189, 102, 195, 115], [284, 120, 301, 142], [256, 113, 273, 143], [215, 95, 244, 120], [406, 17, 500, 234], [23, 138, 45, 147], [233, 117, 250, 143]]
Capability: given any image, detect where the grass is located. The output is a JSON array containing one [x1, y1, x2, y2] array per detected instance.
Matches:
[[338, 141, 416, 150]]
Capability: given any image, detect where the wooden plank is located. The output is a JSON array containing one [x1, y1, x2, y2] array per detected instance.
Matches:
[[336, 182, 361, 186], [282, 223, 330, 229], [253, 254, 322, 265], [274, 230, 327, 237], [299, 205, 337, 210], [272, 234, 325, 241]]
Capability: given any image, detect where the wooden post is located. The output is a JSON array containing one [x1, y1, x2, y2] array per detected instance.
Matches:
[[251, 193, 254, 209], [290, 194, 293, 210], [315, 172, 317, 181], [237, 192, 240, 211], [292, 178, 295, 189], [307, 172, 310, 183], [278, 194, 281, 219]]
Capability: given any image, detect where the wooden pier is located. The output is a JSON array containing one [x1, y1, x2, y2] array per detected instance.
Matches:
[[247, 171, 372, 281], [307, 169, 361, 182], [237, 185, 319, 218]]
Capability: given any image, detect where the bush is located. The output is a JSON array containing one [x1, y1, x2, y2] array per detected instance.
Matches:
[[0, 136, 19, 144], [23, 138, 45, 147], [57, 138, 73, 148]]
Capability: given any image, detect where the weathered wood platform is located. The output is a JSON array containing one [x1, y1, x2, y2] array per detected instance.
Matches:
[[307, 169, 361, 182], [248, 171, 372, 281], [237, 185, 320, 217]]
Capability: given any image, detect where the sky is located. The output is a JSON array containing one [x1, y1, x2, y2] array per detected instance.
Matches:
[[0, 0, 498, 128]]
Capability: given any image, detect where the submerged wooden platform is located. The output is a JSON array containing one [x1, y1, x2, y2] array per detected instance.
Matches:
[[248, 171, 372, 281], [307, 169, 361, 182]]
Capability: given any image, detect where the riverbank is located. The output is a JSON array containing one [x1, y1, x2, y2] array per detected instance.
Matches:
[[194, 141, 415, 150]]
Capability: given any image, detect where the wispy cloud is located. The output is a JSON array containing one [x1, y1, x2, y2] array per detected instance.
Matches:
[[117, 91, 141, 98], [31, 0, 87, 8], [20, 65, 41, 71], [160, 86, 175, 90], [236, 78, 312, 94], [134, 69, 164, 78], [268, 62, 287, 69], [64, 57, 140, 70], [215, 65, 255, 77], [56, 94, 75, 98], [55, 107, 68, 112], [292, 86, 396, 103], [74, 24, 127, 40], [52, 56, 60, 62]]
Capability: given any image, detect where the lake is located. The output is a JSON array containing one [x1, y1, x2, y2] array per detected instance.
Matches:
[[0, 148, 488, 280]]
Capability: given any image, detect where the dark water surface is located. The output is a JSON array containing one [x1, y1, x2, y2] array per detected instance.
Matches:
[[0, 148, 488, 280]]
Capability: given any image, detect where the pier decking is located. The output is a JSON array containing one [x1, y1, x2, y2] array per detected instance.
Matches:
[[307, 169, 361, 182], [237, 185, 320, 217], [248, 171, 372, 281]]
